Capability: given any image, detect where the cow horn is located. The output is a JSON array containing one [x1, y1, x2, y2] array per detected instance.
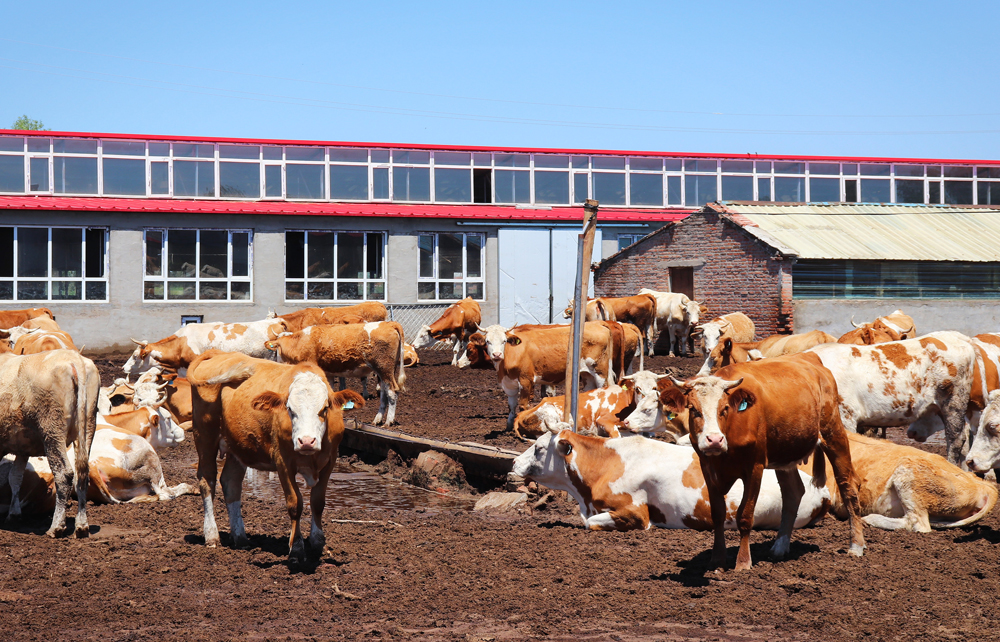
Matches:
[[721, 377, 743, 391], [131, 337, 149, 347], [850, 315, 863, 329], [669, 375, 688, 388]]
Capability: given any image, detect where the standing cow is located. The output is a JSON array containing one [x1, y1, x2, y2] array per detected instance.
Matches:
[[0, 350, 100, 538], [412, 297, 482, 366], [189, 351, 364, 559], [638, 289, 703, 357], [662, 353, 866, 570], [564, 294, 657, 356], [273, 302, 388, 333]]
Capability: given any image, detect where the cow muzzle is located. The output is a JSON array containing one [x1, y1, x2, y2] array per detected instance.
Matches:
[[906, 428, 926, 443], [295, 436, 320, 453], [698, 432, 727, 456]]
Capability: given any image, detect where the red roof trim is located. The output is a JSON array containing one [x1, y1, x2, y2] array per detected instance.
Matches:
[[2, 129, 999, 166], [0, 196, 687, 223]]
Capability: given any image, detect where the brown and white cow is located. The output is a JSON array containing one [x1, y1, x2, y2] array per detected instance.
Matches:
[[0, 307, 55, 328], [0, 326, 78, 354], [513, 431, 830, 532], [265, 321, 406, 426], [808, 333, 976, 465], [512, 370, 668, 441], [661, 352, 866, 570], [694, 312, 755, 375], [802, 432, 996, 532], [564, 294, 657, 356], [638, 289, 703, 357], [838, 310, 916, 345], [188, 350, 364, 559], [479, 323, 615, 431], [412, 297, 482, 366], [702, 330, 838, 373], [274, 301, 388, 333], [125, 317, 290, 377], [0, 350, 99, 538]]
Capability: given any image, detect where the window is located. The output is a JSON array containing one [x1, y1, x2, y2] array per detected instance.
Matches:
[[284, 231, 385, 301], [418, 232, 484, 301], [0, 226, 108, 301], [794, 259, 1000, 299], [534, 171, 570, 204], [495, 169, 529, 204], [721, 175, 753, 201], [629, 173, 663, 206], [809, 177, 840, 202], [896, 180, 924, 204], [143, 229, 251, 301], [592, 172, 625, 205], [774, 176, 805, 202], [617, 234, 642, 252]]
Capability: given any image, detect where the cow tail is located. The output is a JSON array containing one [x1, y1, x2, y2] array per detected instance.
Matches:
[[936, 481, 999, 529], [811, 447, 827, 489], [73, 361, 93, 496], [395, 323, 406, 392]]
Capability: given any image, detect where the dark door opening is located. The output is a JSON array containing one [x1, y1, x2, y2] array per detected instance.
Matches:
[[474, 169, 492, 203], [670, 267, 694, 299], [845, 180, 858, 203]]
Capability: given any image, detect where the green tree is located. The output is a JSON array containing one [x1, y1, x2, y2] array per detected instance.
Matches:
[[10, 115, 48, 130]]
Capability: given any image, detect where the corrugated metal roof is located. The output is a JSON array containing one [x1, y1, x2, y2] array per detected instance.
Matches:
[[0, 196, 688, 223], [715, 202, 1000, 262]]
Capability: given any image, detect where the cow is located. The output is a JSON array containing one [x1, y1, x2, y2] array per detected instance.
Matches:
[[512, 370, 669, 441], [0, 307, 55, 328], [412, 297, 482, 366], [564, 294, 657, 356], [478, 323, 615, 431], [694, 312, 755, 375], [21, 316, 62, 332], [403, 343, 419, 367], [838, 310, 916, 345], [274, 301, 388, 333], [808, 333, 975, 465], [188, 350, 364, 559], [264, 321, 406, 426], [660, 352, 866, 570], [0, 326, 78, 354], [967, 390, 1000, 473], [620, 376, 690, 442], [0, 350, 99, 538], [701, 330, 838, 373], [800, 432, 996, 532], [456, 331, 495, 370], [638, 289, 703, 357], [125, 317, 290, 377], [512, 431, 830, 532]]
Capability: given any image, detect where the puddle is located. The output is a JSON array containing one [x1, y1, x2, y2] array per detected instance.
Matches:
[[243, 462, 476, 512]]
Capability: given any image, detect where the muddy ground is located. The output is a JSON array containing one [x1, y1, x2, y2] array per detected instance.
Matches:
[[0, 349, 996, 641]]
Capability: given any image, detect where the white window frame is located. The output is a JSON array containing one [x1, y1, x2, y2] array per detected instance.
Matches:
[[0, 225, 109, 302], [143, 228, 253, 302], [417, 232, 485, 301], [283, 230, 387, 303]]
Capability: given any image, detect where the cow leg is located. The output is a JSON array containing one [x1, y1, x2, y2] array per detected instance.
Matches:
[[195, 430, 222, 547], [734, 466, 763, 571], [861, 465, 931, 532], [337, 376, 347, 392], [705, 480, 729, 569], [376, 384, 398, 426], [275, 462, 305, 559], [771, 468, 805, 559], [219, 456, 249, 548], [4, 454, 28, 523], [307, 458, 336, 552], [44, 437, 73, 538], [360, 376, 369, 401], [943, 409, 971, 468], [450, 337, 461, 366], [821, 431, 866, 557]]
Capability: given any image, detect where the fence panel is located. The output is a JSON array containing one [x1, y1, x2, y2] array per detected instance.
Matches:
[[386, 303, 453, 346]]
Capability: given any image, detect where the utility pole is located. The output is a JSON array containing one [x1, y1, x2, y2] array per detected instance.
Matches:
[[563, 199, 599, 429]]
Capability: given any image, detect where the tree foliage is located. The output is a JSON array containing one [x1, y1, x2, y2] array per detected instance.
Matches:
[[10, 115, 48, 131]]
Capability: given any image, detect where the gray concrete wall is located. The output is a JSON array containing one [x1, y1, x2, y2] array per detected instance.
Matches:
[[794, 298, 1000, 338]]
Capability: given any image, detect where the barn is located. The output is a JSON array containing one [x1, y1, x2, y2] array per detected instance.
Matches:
[[594, 201, 1000, 340]]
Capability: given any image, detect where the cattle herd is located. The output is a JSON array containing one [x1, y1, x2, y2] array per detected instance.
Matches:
[[2, 294, 1000, 572]]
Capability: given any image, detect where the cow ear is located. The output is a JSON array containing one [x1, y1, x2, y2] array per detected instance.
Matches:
[[722, 338, 733, 354], [252, 391, 285, 411], [507, 335, 521, 346], [659, 385, 686, 414], [730, 388, 755, 412], [556, 438, 573, 456]]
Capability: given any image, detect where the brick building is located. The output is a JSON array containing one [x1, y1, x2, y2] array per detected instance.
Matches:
[[594, 202, 1000, 341]]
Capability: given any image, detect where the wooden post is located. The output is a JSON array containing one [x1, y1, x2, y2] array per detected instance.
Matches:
[[564, 199, 599, 429]]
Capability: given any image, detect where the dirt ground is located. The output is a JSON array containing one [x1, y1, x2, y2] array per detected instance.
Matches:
[[1, 349, 997, 641]]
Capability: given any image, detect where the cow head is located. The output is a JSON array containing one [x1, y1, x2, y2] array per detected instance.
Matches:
[[0, 326, 40, 347], [562, 299, 575, 320], [457, 332, 488, 369], [282, 371, 331, 454], [511, 430, 577, 493], [684, 300, 702, 326], [124, 339, 157, 376], [619, 370, 670, 433], [132, 381, 185, 448], [968, 390, 1000, 472], [412, 325, 437, 349], [665, 375, 748, 456]]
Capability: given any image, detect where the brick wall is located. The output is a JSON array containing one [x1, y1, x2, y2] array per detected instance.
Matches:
[[594, 208, 794, 338]]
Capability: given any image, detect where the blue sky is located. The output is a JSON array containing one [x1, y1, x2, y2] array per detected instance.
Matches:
[[2, 1, 998, 159]]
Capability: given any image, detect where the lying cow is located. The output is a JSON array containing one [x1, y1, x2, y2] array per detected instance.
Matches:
[[0, 350, 99, 538], [0, 307, 55, 328], [273, 302, 388, 333], [663, 352, 866, 570], [638, 288, 703, 357], [694, 312, 755, 375], [265, 321, 406, 426], [804, 432, 996, 532], [512, 370, 668, 441], [838, 310, 916, 345], [188, 350, 364, 559], [125, 317, 290, 376], [808, 333, 975, 465], [564, 294, 657, 356], [513, 431, 830, 532], [412, 297, 482, 366], [701, 330, 838, 373], [0, 326, 78, 354]]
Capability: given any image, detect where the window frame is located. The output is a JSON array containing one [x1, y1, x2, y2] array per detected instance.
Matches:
[[142, 228, 253, 302], [0, 225, 109, 303], [283, 229, 387, 303], [417, 232, 485, 301]]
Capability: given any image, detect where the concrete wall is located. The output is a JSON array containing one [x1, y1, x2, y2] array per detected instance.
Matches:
[[794, 298, 1000, 339]]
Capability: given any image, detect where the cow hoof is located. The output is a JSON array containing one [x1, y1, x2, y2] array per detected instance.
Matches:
[[849, 543, 866, 557], [74, 525, 90, 539], [5, 513, 21, 525], [205, 537, 220, 548], [289, 539, 306, 561], [232, 534, 250, 549], [307, 533, 325, 551]]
